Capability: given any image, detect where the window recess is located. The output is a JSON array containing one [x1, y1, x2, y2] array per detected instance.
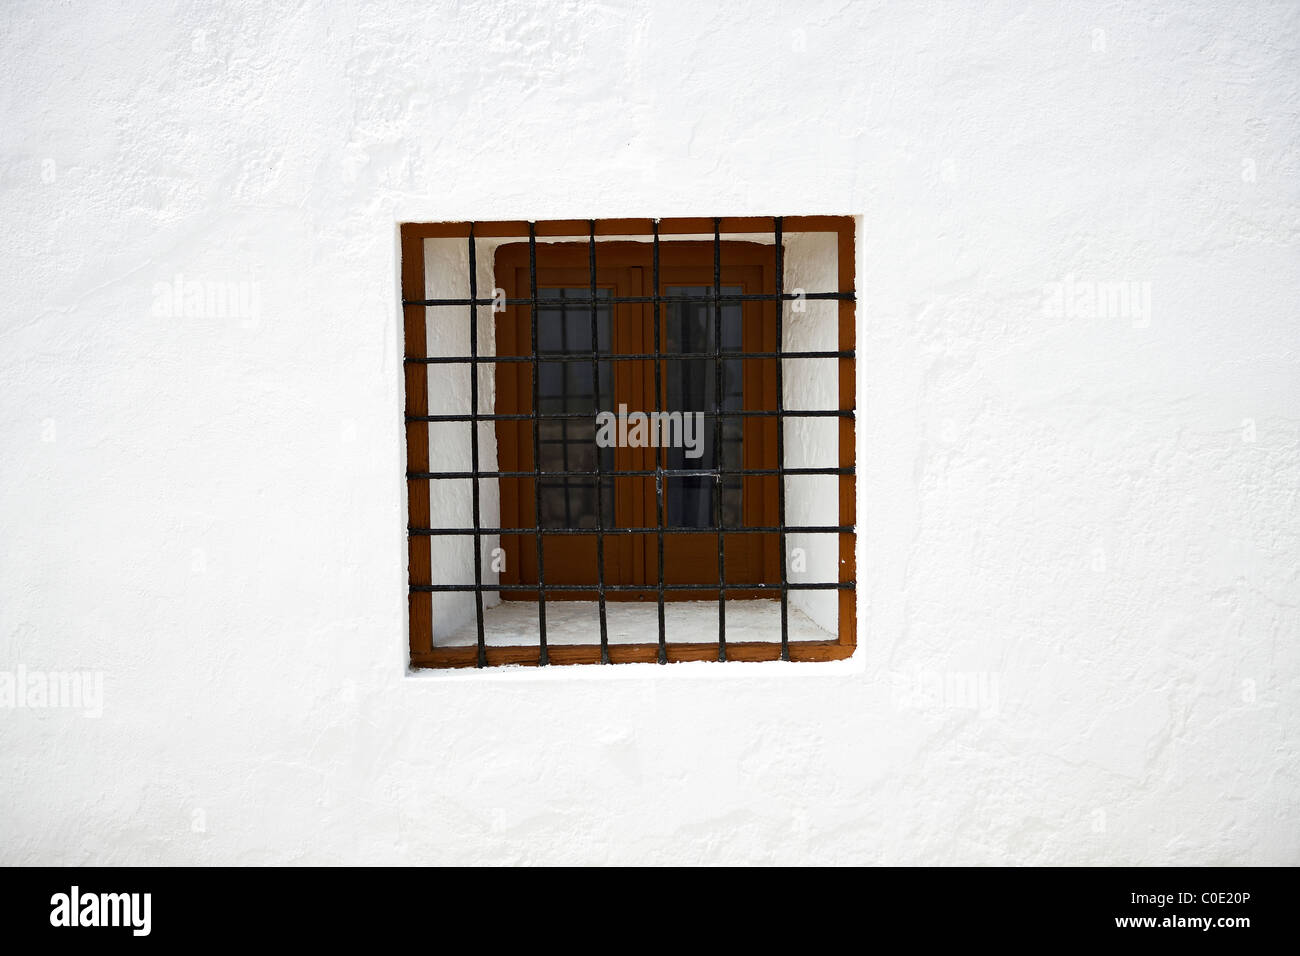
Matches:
[[402, 217, 855, 668]]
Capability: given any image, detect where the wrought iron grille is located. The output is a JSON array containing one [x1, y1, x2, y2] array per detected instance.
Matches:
[[402, 217, 856, 668]]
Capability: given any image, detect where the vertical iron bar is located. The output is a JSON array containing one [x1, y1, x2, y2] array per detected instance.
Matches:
[[653, 220, 666, 663], [589, 221, 609, 662], [469, 226, 486, 667], [713, 217, 726, 661], [560, 291, 572, 528], [774, 217, 789, 660], [529, 222, 548, 665]]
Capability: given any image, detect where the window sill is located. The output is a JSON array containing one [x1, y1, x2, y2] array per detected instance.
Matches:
[[406, 644, 863, 680], [410, 597, 852, 672]]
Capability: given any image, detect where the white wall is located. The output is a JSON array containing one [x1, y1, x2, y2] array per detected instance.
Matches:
[[782, 231, 840, 632], [1, 0, 1296, 865], [423, 237, 501, 641]]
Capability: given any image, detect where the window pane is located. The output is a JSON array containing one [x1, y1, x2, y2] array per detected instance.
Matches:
[[535, 288, 614, 529], [663, 286, 743, 527]]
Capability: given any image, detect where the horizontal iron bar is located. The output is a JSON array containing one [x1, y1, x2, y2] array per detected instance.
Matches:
[[410, 409, 852, 422], [405, 292, 855, 307], [408, 467, 852, 480], [406, 349, 854, 365], [408, 525, 852, 536], [410, 582, 853, 592]]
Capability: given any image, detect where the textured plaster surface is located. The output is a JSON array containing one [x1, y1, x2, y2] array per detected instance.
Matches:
[[1, 1, 1297, 865]]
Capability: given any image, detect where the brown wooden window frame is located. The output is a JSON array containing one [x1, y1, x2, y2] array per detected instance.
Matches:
[[494, 240, 781, 599], [401, 217, 856, 669]]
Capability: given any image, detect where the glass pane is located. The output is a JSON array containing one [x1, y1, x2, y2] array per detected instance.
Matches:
[[663, 286, 743, 528], [535, 288, 614, 529]]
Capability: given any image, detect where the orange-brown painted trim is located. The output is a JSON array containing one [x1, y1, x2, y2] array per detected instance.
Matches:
[[399, 218, 854, 240], [401, 225, 433, 657], [412, 639, 853, 669]]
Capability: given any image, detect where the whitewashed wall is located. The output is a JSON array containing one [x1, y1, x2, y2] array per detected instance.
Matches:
[[782, 231, 840, 633], [423, 237, 501, 641], [1, 0, 1296, 865]]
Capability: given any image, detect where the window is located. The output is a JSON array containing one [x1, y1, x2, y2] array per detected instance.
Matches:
[[402, 218, 855, 668]]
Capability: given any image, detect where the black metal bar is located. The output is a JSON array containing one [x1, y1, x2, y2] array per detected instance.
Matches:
[[589, 221, 609, 662], [652, 219, 666, 664], [410, 467, 852, 480], [774, 217, 788, 661], [411, 525, 850, 536], [413, 582, 853, 593], [405, 292, 855, 307], [529, 222, 548, 665], [558, 291, 572, 528], [468, 226, 487, 667], [713, 218, 725, 661], [408, 349, 853, 365], [410, 410, 852, 422]]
